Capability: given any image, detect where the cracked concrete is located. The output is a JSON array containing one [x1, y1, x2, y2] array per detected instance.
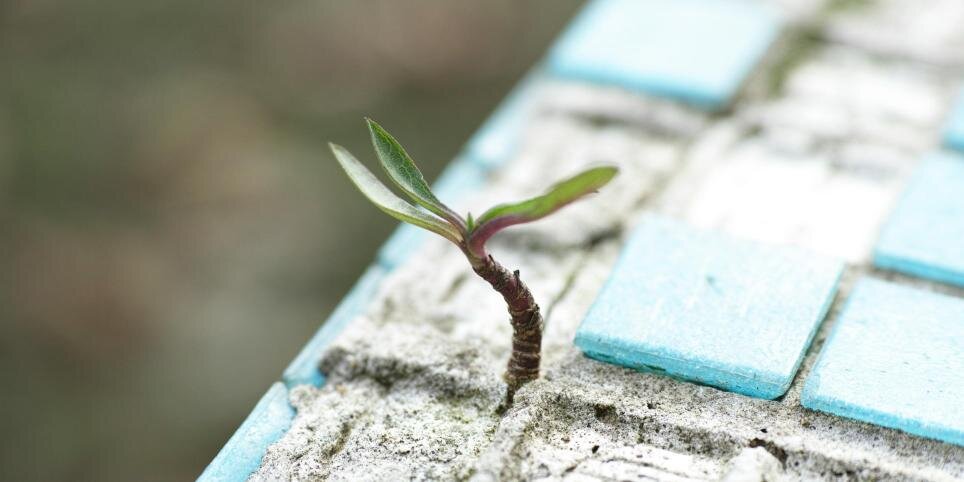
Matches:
[[252, 1, 964, 480]]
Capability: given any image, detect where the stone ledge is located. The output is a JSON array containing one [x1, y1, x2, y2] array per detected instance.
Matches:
[[202, 0, 964, 479]]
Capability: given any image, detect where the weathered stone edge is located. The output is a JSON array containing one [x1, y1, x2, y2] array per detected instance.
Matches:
[[195, 65, 546, 481], [197, 383, 295, 482]]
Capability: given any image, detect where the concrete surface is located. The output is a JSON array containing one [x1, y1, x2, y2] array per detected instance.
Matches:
[[249, 0, 964, 479]]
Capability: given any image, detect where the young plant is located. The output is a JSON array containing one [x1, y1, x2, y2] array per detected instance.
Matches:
[[331, 119, 618, 403]]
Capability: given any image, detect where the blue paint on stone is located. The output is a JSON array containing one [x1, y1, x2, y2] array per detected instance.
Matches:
[[198, 382, 294, 482], [378, 159, 487, 269], [802, 278, 964, 446], [464, 70, 543, 169], [874, 152, 964, 288], [377, 224, 426, 271], [547, 0, 781, 111], [282, 265, 387, 387], [943, 87, 964, 152], [575, 215, 843, 399]]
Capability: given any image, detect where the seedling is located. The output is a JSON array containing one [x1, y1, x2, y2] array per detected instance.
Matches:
[[331, 119, 618, 403]]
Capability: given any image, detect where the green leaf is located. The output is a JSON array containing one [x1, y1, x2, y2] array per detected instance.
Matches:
[[330, 143, 462, 244], [466, 166, 618, 256], [366, 119, 465, 230], [476, 166, 619, 226]]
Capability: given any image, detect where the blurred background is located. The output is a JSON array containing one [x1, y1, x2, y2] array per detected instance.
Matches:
[[0, 1, 584, 479]]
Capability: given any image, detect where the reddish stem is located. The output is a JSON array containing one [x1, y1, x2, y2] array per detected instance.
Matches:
[[468, 253, 543, 405]]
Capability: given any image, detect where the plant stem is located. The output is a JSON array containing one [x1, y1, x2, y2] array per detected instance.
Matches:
[[469, 254, 543, 405]]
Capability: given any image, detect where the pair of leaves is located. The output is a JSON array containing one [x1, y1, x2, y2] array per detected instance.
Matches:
[[330, 143, 462, 244], [366, 120, 466, 231], [331, 119, 618, 257], [330, 119, 464, 244]]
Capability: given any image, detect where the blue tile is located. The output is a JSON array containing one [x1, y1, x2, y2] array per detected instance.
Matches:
[[548, 0, 781, 111], [378, 159, 487, 269], [802, 278, 964, 446], [377, 224, 426, 271], [198, 382, 294, 482], [464, 70, 543, 169], [575, 215, 843, 399], [944, 87, 964, 152], [282, 265, 386, 387], [874, 152, 964, 288], [430, 157, 490, 203]]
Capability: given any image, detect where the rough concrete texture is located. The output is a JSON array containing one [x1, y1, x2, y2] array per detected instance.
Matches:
[[824, 0, 964, 68], [253, 0, 964, 480], [255, 326, 505, 481]]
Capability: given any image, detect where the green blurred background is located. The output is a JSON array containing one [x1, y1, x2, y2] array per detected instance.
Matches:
[[0, 1, 583, 479]]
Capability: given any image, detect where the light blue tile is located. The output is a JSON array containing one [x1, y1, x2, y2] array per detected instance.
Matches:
[[198, 382, 294, 482], [377, 159, 487, 269], [943, 87, 964, 152], [575, 215, 843, 399], [874, 152, 964, 288], [802, 278, 964, 446], [282, 265, 386, 387], [464, 70, 543, 169], [548, 0, 781, 111]]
